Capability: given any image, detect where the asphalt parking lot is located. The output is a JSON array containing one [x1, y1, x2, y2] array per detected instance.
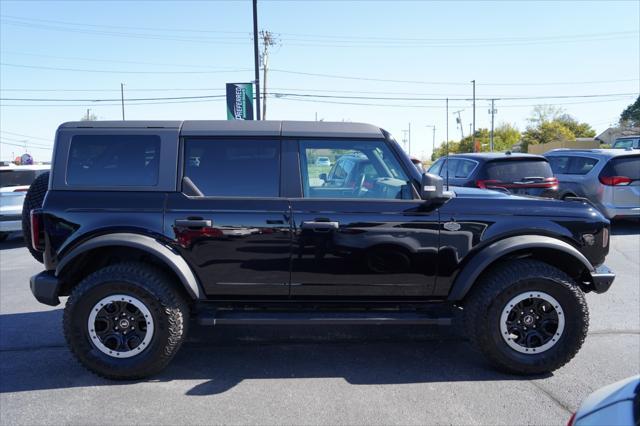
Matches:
[[0, 222, 638, 425]]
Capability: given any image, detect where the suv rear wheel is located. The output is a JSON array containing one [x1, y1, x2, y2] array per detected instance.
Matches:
[[464, 259, 589, 375], [63, 262, 189, 380]]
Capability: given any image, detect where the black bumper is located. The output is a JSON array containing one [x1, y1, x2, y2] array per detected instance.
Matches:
[[590, 264, 615, 294], [30, 271, 61, 306]]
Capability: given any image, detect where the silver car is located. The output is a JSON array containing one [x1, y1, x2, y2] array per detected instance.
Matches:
[[569, 375, 639, 426], [0, 164, 50, 241], [545, 149, 640, 220]]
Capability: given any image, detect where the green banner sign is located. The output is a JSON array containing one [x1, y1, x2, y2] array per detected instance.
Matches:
[[226, 83, 254, 120]]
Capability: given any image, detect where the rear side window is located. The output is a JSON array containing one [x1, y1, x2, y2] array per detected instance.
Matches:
[[548, 156, 598, 175], [602, 155, 640, 180], [485, 159, 553, 181], [184, 139, 280, 197], [67, 135, 160, 186]]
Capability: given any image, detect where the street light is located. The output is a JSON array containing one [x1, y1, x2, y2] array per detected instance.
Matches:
[[425, 125, 436, 158]]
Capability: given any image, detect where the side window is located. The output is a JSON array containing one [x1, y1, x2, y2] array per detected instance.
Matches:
[[444, 159, 460, 178], [427, 158, 444, 175], [548, 156, 570, 174], [567, 156, 598, 175], [300, 140, 412, 200], [67, 135, 160, 186], [456, 160, 477, 178], [183, 139, 280, 197]]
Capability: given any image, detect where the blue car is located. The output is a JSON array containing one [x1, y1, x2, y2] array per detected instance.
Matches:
[[428, 152, 560, 198]]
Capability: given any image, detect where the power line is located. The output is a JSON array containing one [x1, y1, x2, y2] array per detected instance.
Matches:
[[0, 14, 249, 35], [2, 92, 634, 103], [0, 130, 52, 142], [0, 63, 253, 75]]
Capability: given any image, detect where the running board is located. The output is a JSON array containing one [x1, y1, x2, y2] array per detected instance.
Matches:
[[197, 310, 452, 326]]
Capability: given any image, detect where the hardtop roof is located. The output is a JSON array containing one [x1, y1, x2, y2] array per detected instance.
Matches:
[[58, 120, 385, 139]]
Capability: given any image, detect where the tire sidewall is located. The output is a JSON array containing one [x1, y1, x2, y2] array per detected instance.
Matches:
[[66, 279, 174, 378], [485, 277, 586, 371]]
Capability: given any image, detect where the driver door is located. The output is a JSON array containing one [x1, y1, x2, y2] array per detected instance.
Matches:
[[289, 138, 440, 299]]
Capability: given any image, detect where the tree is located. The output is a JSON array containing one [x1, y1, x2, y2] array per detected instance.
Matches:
[[521, 106, 595, 150], [431, 123, 521, 160], [557, 114, 596, 138], [522, 121, 574, 149], [619, 95, 640, 127]]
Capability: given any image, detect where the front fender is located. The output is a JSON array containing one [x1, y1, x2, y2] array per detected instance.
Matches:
[[56, 232, 203, 299], [447, 235, 594, 301]]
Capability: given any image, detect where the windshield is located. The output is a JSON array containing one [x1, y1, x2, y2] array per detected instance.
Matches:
[[613, 138, 639, 149]]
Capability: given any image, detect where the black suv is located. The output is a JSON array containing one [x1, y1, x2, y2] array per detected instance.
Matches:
[[428, 152, 559, 198], [26, 120, 614, 380]]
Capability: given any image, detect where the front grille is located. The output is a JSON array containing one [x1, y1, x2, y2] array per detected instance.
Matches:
[[0, 215, 21, 222]]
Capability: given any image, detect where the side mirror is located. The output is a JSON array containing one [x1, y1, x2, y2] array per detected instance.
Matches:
[[319, 173, 327, 181], [420, 173, 444, 201]]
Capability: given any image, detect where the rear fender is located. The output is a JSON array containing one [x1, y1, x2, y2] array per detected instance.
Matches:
[[56, 232, 203, 299]]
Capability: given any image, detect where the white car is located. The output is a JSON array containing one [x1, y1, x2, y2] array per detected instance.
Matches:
[[0, 164, 49, 241], [315, 157, 331, 167]]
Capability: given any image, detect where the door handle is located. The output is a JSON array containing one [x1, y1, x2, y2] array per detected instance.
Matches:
[[175, 218, 212, 228], [301, 221, 339, 232]]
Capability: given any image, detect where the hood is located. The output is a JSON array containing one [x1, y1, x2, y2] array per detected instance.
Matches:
[[451, 187, 605, 219]]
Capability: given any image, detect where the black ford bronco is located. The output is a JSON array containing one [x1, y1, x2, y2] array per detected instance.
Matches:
[[26, 120, 615, 380]]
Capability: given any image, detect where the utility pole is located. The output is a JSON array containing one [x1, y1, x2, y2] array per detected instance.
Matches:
[[489, 99, 497, 151], [86, 109, 90, 120], [259, 30, 277, 119], [445, 98, 449, 157], [471, 79, 476, 152], [453, 110, 465, 139], [120, 83, 125, 120], [401, 129, 409, 153], [252, 0, 261, 120], [408, 122, 411, 156], [425, 125, 436, 158]]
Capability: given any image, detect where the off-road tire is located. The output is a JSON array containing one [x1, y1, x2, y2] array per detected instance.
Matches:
[[63, 262, 189, 380], [21, 171, 49, 262], [464, 259, 589, 375]]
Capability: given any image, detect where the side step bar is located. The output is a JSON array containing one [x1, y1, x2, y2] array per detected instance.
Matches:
[[197, 310, 452, 326]]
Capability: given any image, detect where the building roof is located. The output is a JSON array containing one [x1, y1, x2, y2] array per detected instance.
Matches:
[[58, 120, 385, 139]]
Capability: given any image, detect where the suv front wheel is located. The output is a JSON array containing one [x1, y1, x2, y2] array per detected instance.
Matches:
[[63, 262, 189, 380], [464, 259, 589, 375]]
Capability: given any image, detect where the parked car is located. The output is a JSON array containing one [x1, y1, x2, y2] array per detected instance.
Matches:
[[27, 120, 614, 380], [427, 152, 559, 198], [0, 164, 49, 241], [315, 156, 331, 166], [545, 149, 640, 219], [612, 135, 639, 150], [410, 156, 424, 172], [568, 375, 639, 426]]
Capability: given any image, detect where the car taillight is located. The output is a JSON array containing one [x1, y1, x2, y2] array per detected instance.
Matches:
[[599, 175, 632, 186], [543, 177, 559, 189], [476, 179, 501, 189], [13, 188, 28, 192], [30, 209, 44, 252], [566, 412, 576, 426]]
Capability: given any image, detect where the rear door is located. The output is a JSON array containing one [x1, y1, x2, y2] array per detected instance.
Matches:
[[289, 138, 440, 299], [165, 137, 291, 297]]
